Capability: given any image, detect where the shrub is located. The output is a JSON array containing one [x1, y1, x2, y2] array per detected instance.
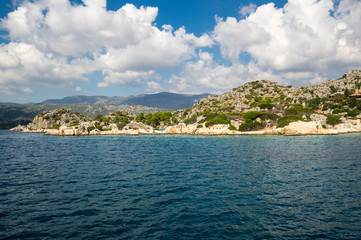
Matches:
[[243, 111, 264, 121], [101, 117, 110, 123], [68, 121, 79, 127], [49, 124, 61, 129], [261, 113, 278, 121], [95, 122, 102, 131], [172, 116, 179, 124], [238, 121, 263, 131], [87, 126, 96, 131], [228, 124, 237, 131], [242, 111, 277, 121], [330, 85, 338, 93], [117, 123, 127, 130], [277, 115, 303, 128], [333, 108, 347, 114], [184, 115, 197, 125], [259, 102, 275, 109], [285, 105, 314, 116], [307, 96, 321, 109], [95, 114, 103, 122], [197, 124, 203, 128], [57, 109, 67, 115], [327, 114, 342, 126], [254, 83, 263, 89], [205, 114, 230, 127]]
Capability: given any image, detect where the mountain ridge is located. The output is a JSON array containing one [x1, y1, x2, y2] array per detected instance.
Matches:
[[39, 92, 210, 109]]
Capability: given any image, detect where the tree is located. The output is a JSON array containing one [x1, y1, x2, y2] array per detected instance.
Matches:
[[145, 113, 152, 125], [95, 113, 103, 122], [136, 112, 144, 122]]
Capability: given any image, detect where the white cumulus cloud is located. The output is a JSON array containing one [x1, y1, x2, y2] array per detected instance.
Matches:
[[0, 0, 212, 94], [213, 0, 361, 78], [146, 81, 164, 93], [169, 52, 282, 93]]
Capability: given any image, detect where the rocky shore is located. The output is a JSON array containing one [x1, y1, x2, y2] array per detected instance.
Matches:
[[10, 113, 361, 136]]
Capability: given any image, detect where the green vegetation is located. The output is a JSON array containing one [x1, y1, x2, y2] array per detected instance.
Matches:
[[277, 115, 303, 128], [228, 124, 237, 131], [250, 97, 275, 109], [307, 96, 321, 109], [285, 105, 314, 117], [95, 113, 103, 122], [184, 115, 197, 125], [205, 114, 230, 127], [68, 121, 79, 127], [330, 85, 338, 93], [117, 122, 127, 130], [243, 111, 278, 121], [87, 126, 96, 131], [237, 111, 278, 131], [49, 124, 61, 129], [239, 121, 263, 131], [326, 114, 342, 126]]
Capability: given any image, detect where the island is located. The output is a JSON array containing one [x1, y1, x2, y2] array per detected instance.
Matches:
[[11, 70, 361, 136]]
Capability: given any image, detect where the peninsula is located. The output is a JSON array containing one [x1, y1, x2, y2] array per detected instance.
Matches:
[[11, 70, 361, 136]]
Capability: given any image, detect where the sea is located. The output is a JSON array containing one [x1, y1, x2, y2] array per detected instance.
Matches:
[[1, 130, 361, 239]]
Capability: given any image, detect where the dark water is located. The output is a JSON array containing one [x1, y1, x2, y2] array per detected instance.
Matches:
[[1, 130, 361, 239]]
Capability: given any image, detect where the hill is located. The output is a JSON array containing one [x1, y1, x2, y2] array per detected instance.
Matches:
[[0, 103, 165, 129], [173, 69, 361, 132], [11, 70, 361, 135], [0, 92, 209, 129], [123, 92, 210, 109], [39, 92, 210, 110]]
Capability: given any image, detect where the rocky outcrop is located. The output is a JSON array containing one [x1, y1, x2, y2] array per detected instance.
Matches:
[[282, 121, 338, 135], [9, 125, 28, 131], [333, 119, 361, 133]]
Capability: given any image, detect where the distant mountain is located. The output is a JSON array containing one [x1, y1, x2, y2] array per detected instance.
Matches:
[[123, 92, 210, 109], [39, 92, 210, 110], [40, 95, 112, 105]]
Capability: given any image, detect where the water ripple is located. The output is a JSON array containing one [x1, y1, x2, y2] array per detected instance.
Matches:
[[1, 131, 361, 239]]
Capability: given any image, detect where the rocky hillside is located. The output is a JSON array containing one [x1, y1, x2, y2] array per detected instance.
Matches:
[[175, 70, 361, 131], [0, 103, 165, 129], [11, 70, 361, 135]]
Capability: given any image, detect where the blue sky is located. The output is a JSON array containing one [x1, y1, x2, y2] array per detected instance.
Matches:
[[0, 0, 360, 103]]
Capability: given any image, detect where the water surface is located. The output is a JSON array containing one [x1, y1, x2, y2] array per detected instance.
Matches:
[[1, 131, 361, 239]]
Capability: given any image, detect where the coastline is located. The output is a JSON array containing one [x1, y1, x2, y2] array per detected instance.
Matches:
[[10, 118, 361, 136]]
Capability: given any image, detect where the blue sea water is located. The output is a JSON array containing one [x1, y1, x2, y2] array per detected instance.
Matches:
[[1, 130, 361, 239]]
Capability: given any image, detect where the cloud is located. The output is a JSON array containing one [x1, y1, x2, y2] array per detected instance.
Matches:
[[169, 52, 283, 93], [0, 0, 212, 94], [146, 81, 164, 93], [74, 86, 82, 92], [0, 42, 88, 95], [213, 0, 361, 77], [168, 51, 332, 93], [1, 0, 361, 97], [98, 70, 157, 87], [239, 3, 256, 17]]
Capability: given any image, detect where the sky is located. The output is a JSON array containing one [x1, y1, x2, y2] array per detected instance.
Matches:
[[0, 0, 360, 103]]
